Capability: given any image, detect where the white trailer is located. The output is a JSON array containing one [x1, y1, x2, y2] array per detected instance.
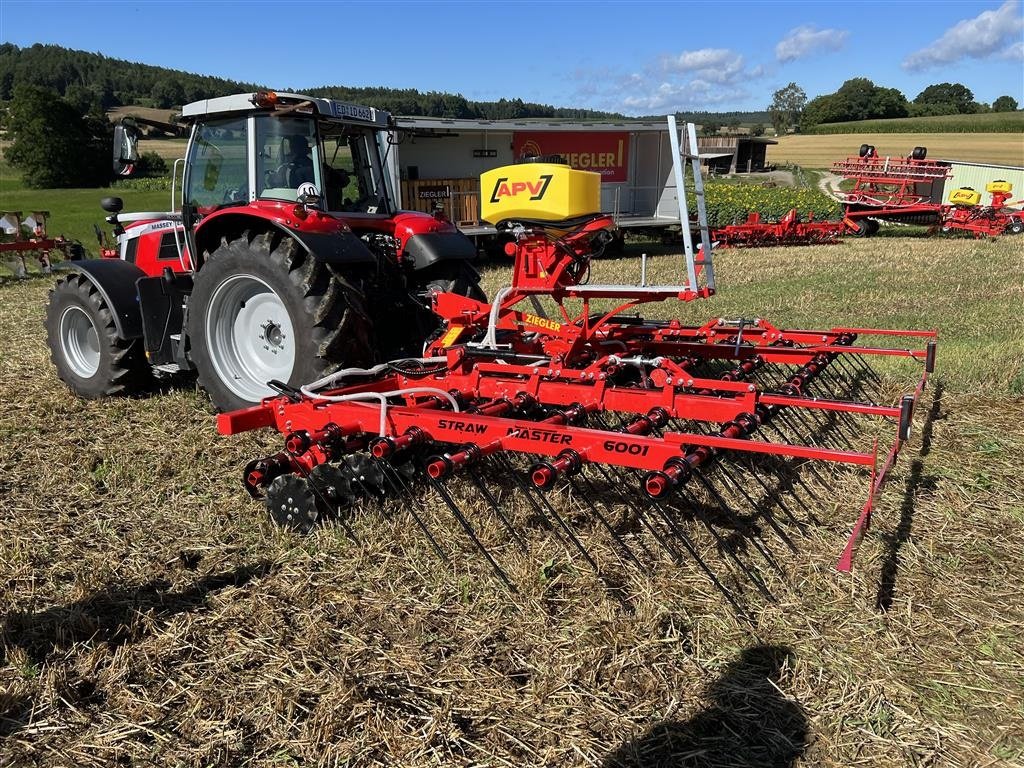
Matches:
[[387, 117, 776, 241]]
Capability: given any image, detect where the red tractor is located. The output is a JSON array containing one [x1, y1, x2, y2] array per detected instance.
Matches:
[[45, 91, 483, 411]]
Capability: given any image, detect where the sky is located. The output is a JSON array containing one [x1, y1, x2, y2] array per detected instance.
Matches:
[[2, 0, 1022, 115]]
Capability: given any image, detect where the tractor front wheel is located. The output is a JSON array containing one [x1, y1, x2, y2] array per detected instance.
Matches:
[[188, 231, 372, 412], [45, 273, 149, 398]]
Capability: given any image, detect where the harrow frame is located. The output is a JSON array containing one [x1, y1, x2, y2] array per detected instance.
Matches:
[[220, 124, 939, 588]]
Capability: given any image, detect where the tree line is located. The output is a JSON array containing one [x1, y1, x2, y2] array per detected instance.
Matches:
[[0, 43, 626, 120], [769, 78, 1019, 134]]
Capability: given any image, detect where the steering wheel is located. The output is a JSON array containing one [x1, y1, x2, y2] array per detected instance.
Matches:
[[223, 185, 248, 204]]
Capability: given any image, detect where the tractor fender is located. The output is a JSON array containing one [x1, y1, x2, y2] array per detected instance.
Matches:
[[194, 210, 376, 267], [62, 259, 146, 340], [392, 211, 478, 270], [402, 231, 478, 270]]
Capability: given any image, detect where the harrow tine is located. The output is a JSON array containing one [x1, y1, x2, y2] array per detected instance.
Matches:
[[669, 485, 777, 603], [590, 463, 681, 563], [710, 461, 799, 553], [493, 454, 600, 570], [376, 460, 450, 563], [567, 474, 646, 569], [732, 453, 809, 532], [425, 470, 516, 591], [693, 467, 787, 581], [468, 463, 528, 552], [593, 457, 751, 617]]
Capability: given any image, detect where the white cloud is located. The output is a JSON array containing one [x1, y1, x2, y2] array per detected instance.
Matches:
[[660, 48, 745, 84], [573, 46, 767, 114], [903, 0, 1024, 70], [999, 40, 1024, 60], [775, 25, 849, 62]]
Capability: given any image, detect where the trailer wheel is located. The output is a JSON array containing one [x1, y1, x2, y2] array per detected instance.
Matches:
[[1007, 218, 1024, 235], [849, 220, 871, 237], [188, 230, 373, 412], [45, 273, 149, 398], [865, 219, 880, 235]]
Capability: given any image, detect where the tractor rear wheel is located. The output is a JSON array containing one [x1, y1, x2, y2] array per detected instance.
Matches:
[[45, 273, 149, 398], [421, 261, 486, 303], [188, 230, 373, 412]]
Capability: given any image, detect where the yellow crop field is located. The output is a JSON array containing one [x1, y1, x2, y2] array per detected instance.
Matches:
[[771, 133, 1024, 168]]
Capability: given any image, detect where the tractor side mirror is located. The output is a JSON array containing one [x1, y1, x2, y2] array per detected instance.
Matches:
[[101, 197, 124, 213]]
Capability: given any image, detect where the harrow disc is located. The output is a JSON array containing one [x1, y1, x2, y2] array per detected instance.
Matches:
[[265, 474, 319, 533], [308, 462, 354, 517]]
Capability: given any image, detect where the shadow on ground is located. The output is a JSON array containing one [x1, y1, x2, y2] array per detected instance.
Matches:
[[603, 644, 807, 768], [876, 381, 944, 611], [1, 560, 275, 666]]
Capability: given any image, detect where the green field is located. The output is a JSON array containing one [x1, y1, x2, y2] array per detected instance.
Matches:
[[0, 159, 173, 262], [805, 111, 1024, 135], [1, 232, 1023, 766]]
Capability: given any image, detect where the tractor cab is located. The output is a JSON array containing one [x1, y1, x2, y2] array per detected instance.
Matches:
[[180, 91, 396, 217]]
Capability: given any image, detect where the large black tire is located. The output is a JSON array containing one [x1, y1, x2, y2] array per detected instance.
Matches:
[[1006, 217, 1024, 235], [188, 230, 373, 412], [45, 273, 149, 398], [421, 261, 486, 303]]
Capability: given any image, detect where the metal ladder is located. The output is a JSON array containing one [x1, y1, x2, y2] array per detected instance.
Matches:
[[667, 117, 716, 294]]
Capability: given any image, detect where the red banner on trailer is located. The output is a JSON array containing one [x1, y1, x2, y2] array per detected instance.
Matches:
[[513, 131, 630, 182]]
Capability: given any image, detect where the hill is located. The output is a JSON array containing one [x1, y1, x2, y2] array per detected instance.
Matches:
[[1, 42, 771, 124]]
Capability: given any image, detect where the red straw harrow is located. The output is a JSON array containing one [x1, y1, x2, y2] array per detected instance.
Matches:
[[831, 144, 951, 234], [711, 209, 844, 248], [221, 126, 937, 590]]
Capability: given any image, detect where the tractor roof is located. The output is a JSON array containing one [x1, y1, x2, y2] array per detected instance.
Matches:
[[180, 92, 390, 128]]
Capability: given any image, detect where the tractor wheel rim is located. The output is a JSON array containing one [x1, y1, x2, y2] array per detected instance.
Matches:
[[59, 306, 100, 378], [206, 274, 296, 403]]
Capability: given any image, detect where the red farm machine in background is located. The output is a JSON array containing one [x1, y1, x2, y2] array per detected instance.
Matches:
[[941, 180, 1024, 237], [831, 144, 951, 235], [711, 208, 844, 248], [1, 210, 83, 275], [831, 144, 1024, 238], [217, 120, 938, 588]]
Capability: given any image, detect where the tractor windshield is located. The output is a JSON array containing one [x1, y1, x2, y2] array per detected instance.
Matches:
[[255, 115, 322, 202]]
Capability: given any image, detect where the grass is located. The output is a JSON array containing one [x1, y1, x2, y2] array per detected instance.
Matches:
[[1, 234, 1023, 766], [805, 111, 1024, 135], [771, 133, 1024, 169], [0, 158, 173, 265]]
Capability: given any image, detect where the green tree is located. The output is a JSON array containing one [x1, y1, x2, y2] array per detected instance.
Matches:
[[768, 82, 806, 135], [993, 95, 1019, 112], [802, 78, 908, 126], [750, 123, 765, 137], [5, 85, 109, 188], [914, 82, 975, 114], [701, 122, 721, 136]]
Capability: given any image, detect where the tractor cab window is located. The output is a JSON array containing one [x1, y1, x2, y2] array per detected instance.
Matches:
[[256, 115, 322, 202], [321, 124, 391, 214], [184, 117, 249, 213]]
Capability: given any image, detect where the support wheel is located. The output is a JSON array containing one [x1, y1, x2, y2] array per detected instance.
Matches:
[[188, 230, 373, 412], [45, 273, 149, 398]]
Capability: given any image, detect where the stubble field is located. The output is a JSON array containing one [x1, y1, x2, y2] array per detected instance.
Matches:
[[1, 234, 1023, 767]]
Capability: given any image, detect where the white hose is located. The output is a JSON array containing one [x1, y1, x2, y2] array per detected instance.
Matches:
[[301, 387, 460, 436], [300, 356, 447, 396]]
